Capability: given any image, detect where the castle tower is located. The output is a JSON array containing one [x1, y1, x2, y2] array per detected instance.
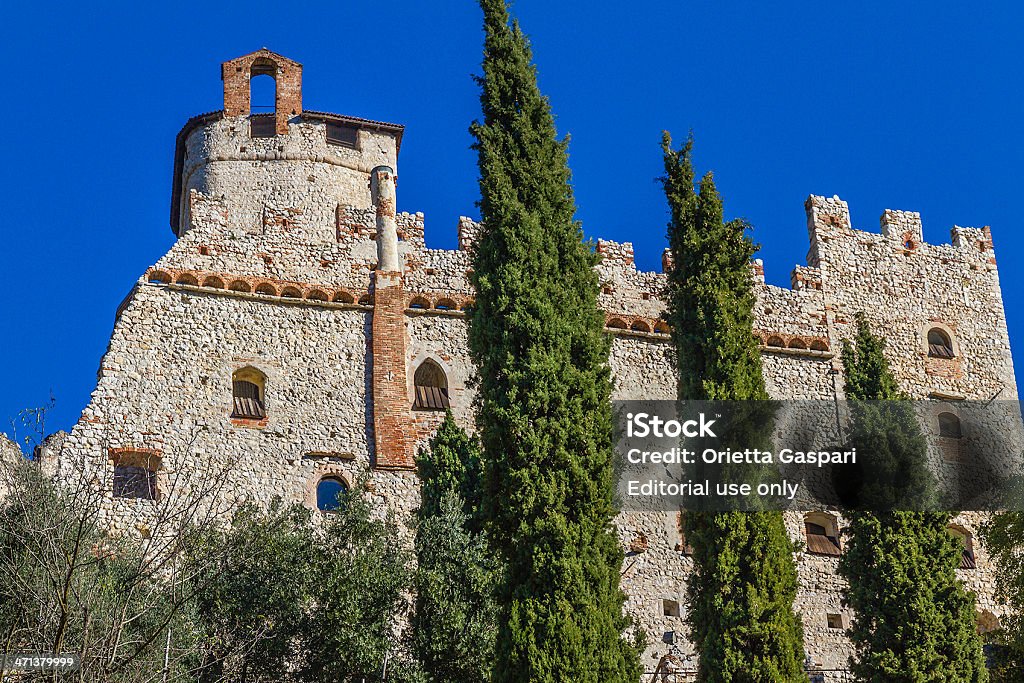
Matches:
[[170, 48, 404, 243], [53, 51, 1019, 678]]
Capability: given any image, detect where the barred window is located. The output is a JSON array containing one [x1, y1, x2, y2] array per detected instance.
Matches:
[[948, 526, 977, 569], [413, 359, 450, 411], [114, 465, 157, 500], [232, 367, 267, 419]]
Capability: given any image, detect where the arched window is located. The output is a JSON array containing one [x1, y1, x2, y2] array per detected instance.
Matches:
[[804, 513, 841, 556], [249, 67, 277, 138], [938, 412, 963, 439], [927, 328, 955, 358], [413, 359, 450, 411], [948, 525, 976, 569], [316, 477, 348, 512], [232, 367, 266, 419]]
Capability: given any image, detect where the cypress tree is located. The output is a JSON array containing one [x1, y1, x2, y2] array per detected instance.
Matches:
[[839, 313, 988, 682], [413, 413, 497, 682], [661, 132, 807, 682], [467, 1, 641, 680], [981, 511, 1024, 682]]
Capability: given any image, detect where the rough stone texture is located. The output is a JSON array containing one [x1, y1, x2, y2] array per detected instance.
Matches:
[[52, 53, 1021, 680], [0, 435, 22, 499]]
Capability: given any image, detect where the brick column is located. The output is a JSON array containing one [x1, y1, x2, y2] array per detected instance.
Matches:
[[371, 272, 414, 469]]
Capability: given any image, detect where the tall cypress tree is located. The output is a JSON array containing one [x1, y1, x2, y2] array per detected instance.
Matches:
[[661, 133, 807, 682], [839, 314, 988, 682], [413, 412, 497, 683], [467, 1, 641, 680]]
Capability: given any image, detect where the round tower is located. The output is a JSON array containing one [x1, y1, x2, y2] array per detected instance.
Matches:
[[169, 49, 404, 243]]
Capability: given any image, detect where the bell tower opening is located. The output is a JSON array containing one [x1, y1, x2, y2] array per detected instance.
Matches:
[[222, 48, 303, 136]]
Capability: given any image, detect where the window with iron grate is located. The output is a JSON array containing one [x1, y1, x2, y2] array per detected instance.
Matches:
[[232, 367, 267, 419]]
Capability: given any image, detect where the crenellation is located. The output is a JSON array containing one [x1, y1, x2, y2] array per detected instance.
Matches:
[[880, 208, 923, 245]]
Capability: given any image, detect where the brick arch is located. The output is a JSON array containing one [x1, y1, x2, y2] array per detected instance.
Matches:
[[654, 321, 671, 334], [434, 297, 457, 311], [630, 320, 651, 333], [766, 335, 786, 348], [810, 339, 829, 351], [202, 275, 225, 289], [254, 282, 278, 297], [228, 280, 251, 293], [409, 296, 430, 310], [148, 270, 171, 284], [222, 49, 303, 134], [175, 272, 199, 286], [305, 289, 329, 302], [304, 468, 352, 511], [459, 299, 475, 311], [332, 290, 355, 304], [788, 337, 807, 350], [280, 286, 302, 299], [357, 293, 373, 306], [607, 317, 628, 330]]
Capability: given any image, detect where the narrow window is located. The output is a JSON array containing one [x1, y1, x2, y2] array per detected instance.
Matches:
[[413, 359, 450, 411], [326, 121, 358, 148], [804, 514, 842, 556], [662, 599, 681, 618], [927, 328, 955, 358], [938, 412, 962, 439], [232, 367, 267, 419], [826, 614, 844, 630], [676, 511, 694, 554], [249, 69, 277, 138], [948, 526, 977, 569], [317, 477, 348, 512]]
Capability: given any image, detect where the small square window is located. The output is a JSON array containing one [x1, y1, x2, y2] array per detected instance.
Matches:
[[326, 122, 358, 148], [250, 115, 276, 138], [114, 465, 157, 500], [662, 599, 681, 618], [826, 613, 844, 630]]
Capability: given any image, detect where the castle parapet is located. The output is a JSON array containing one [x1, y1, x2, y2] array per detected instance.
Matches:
[[596, 240, 636, 270], [881, 208, 923, 245]]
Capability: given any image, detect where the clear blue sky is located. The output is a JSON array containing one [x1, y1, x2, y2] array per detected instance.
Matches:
[[2, 1, 1022, 445]]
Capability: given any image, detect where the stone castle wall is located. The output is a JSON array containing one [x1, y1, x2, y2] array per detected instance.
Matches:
[[51, 50, 1021, 679]]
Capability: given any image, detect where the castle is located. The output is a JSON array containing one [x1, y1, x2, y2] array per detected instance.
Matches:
[[40, 50, 1019, 678]]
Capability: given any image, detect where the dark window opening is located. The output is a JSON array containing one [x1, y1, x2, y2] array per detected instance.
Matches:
[[317, 477, 348, 512], [326, 122, 358, 148], [938, 412, 963, 439], [805, 521, 841, 556], [232, 378, 266, 419], [927, 328, 955, 358], [114, 465, 157, 500], [826, 614, 844, 630], [413, 359, 450, 411], [250, 114, 276, 138], [950, 527, 977, 569]]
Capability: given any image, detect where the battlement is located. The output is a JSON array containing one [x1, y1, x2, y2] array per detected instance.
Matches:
[[805, 194, 996, 268]]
